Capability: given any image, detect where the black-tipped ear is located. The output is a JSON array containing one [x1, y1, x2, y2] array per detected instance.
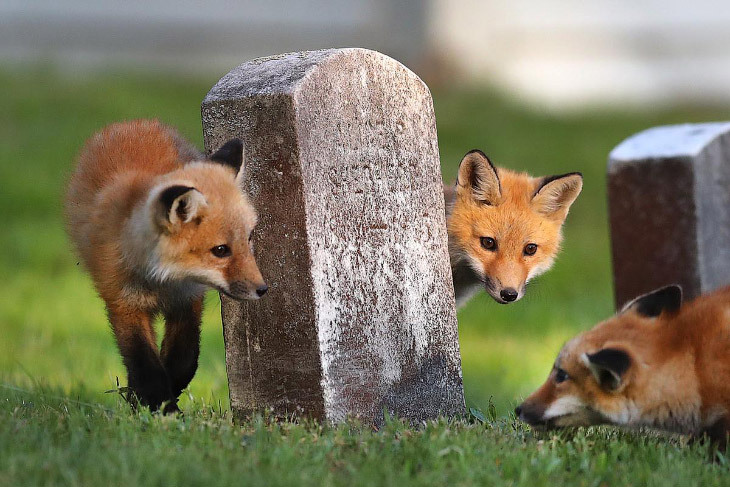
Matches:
[[584, 348, 631, 391], [157, 185, 207, 228], [622, 284, 683, 318], [160, 185, 194, 216], [210, 138, 244, 173], [456, 149, 501, 205], [531, 172, 583, 219]]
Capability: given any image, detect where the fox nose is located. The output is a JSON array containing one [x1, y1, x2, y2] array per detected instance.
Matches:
[[256, 284, 269, 297], [500, 288, 518, 302], [515, 402, 545, 425]]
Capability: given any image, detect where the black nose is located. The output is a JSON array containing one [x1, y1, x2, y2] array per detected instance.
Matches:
[[500, 288, 518, 302], [256, 285, 268, 297], [514, 406, 522, 417]]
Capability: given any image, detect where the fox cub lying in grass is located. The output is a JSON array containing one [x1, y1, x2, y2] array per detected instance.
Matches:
[[517, 284, 730, 450], [66, 119, 267, 413], [445, 150, 583, 307]]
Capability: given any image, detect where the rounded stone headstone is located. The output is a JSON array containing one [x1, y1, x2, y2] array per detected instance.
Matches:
[[202, 49, 465, 424]]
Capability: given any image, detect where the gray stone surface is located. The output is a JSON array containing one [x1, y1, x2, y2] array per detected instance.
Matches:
[[608, 122, 730, 309], [202, 49, 464, 425]]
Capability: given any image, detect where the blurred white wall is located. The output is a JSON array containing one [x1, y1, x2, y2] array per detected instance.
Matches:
[[3, 0, 730, 107], [0, 0, 427, 75], [430, 0, 730, 107]]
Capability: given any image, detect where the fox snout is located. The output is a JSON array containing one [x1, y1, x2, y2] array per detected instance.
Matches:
[[499, 287, 519, 303], [225, 280, 268, 300], [514, 401, 547, 426], [483, 276, 524, 304], [220, 250, 268, 300], [223, 256, 268, 300]]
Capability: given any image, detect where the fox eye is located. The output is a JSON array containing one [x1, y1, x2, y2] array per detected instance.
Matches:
[[555, 368, 569, 384], [524, 243, 538, 256], [480, 237, 497, 251], [211, 244, 231, 258]]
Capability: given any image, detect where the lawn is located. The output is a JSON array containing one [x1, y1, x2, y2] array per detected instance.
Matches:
[[1, 65, 729, 485]]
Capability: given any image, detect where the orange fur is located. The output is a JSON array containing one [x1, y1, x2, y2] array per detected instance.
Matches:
[[518, 285, 730, 449], [445, 150, 582, 306], [65, 119, 266, 412]]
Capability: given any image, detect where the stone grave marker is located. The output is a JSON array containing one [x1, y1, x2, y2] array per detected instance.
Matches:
[[201, 49, 465, 424], [608, 122, 730, 309]]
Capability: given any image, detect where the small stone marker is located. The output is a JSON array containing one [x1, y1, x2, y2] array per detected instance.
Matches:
[[608, 122, 730, 309], [201, 49, 464, 424]]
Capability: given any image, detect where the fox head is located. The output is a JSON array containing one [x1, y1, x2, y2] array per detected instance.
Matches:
[[448, 150, 582, 304], [134, 139, 267, 300], [516, 285, 690, 430]]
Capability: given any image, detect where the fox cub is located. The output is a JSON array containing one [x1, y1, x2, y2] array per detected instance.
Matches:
[[65, 119, 267, 412], [517, 284, 730, 450], [445, 150, 583, 306]]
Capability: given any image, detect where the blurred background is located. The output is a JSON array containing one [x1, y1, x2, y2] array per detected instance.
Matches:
[[4, 0, 730, 107], [1, 0, 729, 416]]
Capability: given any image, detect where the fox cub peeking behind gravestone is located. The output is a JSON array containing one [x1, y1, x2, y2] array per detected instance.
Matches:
[[65, 119, 267, 413], [444, 150, 583, 307]]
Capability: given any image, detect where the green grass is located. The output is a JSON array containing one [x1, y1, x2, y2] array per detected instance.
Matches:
[[1, 64, 729, 485], [3, 386, 728, 487]]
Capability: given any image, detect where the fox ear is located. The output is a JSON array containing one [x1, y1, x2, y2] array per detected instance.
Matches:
[[582, 348, 631, 391], [210, 138, 245, 180], [531, 173, 583, 220], [156, 185, 208, 229], [621, 284, 683, 318], [456, 150, 501, 205]]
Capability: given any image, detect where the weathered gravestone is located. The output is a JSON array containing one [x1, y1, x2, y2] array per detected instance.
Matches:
[[201, 48, 464, 424], [608, 122, 730, 309]]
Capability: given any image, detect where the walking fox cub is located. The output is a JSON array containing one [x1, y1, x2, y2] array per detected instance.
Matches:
[[65, 119, 267, 412], [517, 284, 730, 449], [445, 150, 583, 306]]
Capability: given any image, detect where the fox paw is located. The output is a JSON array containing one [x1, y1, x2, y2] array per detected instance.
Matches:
[[162, 400, 182, 415]]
